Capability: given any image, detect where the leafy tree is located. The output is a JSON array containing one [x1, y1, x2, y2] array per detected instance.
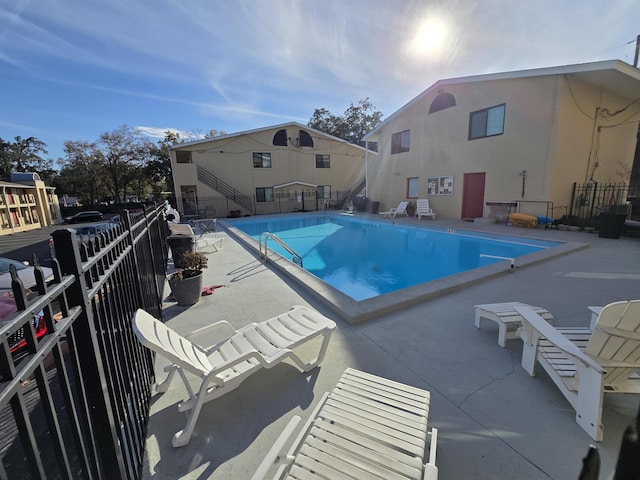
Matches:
[[146, 131, 180, 199], [98, 125, 150, 203], [308, 98, 383, 148], [57, 140, 105, 205], [0, 135, 52, 178]]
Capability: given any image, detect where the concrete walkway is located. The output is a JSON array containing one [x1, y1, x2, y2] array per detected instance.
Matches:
[[141, 217, 640, 479]]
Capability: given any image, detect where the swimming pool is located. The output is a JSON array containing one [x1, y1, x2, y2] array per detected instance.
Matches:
[[230, 214, 558, 301], [223, 213, 584, 323]]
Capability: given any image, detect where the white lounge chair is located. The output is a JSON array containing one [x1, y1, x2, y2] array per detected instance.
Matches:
[[132, 306, 336, 447], [515, 300, 640, 441], [168, 222, 224, 252], [378, 201, 409, 219], [416, 199, 436, 219], [252, 368, 438, 480]]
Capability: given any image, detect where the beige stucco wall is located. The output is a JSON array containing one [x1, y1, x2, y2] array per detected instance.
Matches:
[[367, 74, 639, 220], [549, 78, 639, 212], [0, 180, 61, 235], [171, 125, 367, 215], [368, 76, 561, 219]]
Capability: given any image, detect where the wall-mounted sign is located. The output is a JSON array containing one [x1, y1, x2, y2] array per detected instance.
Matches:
[[427, 176, 454, 195]]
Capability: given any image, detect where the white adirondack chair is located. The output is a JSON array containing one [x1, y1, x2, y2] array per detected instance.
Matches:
[[133, 306, 336, 447], [252, 368, 438, 480], [379, 201, 409, 219], [416, 199, 436, 219], [515, 301, 640, 441]]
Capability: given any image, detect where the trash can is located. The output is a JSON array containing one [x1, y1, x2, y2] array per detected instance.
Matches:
[[167, 234, 196, 268], [370, 201, 380, 214], [598, 213, 626, 239]]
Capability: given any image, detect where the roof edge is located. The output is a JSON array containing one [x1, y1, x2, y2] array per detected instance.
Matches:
[[363, 59, 640, 140]]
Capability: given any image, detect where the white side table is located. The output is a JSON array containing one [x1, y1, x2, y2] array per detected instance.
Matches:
[[475, 302, 554, 347], [588, 306, 603, 331]]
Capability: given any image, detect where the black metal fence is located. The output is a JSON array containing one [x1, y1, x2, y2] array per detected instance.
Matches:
[[568, 182, 640, 228], [0, 203, 167, 479], [181, 190, 353, 218]]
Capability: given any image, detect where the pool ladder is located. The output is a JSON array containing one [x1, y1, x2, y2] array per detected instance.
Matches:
[[259, 232, 303, 267], [479, 254, 515, 268]]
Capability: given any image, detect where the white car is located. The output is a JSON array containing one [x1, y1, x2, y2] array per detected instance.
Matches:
[[0, 257, 54, 294]]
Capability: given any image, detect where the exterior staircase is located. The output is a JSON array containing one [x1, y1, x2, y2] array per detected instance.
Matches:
[[196, 165, 254, 213], [335, 177, 366, 210]]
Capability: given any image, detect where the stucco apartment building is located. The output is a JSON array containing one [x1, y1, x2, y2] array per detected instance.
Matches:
[[170, 122, 372, 217], [363, 60, 640, 221], [0, 173, 62, 236]]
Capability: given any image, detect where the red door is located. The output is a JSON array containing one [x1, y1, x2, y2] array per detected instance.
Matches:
[[461, 172, 486, 220]]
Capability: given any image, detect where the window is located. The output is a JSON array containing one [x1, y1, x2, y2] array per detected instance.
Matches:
[[391, 130, 410, 154], [469, 104, 505, 140], [315, 154, 330, 168], [273, 129, 288, 146], [253, 152, 272, 168], [256, 187, 274, 202], [428, 92, 456, 113], [407, 177, 419, 198], [298, 130, 314, 147], [318, 185, 331, 199], [176, 151, 192, 163]]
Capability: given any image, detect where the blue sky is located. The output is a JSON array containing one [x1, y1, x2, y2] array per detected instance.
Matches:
[[1, 0, 639, 164]]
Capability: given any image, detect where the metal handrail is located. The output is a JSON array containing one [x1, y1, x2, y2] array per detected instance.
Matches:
[[259, 232, 303, 267], [479, 253, 515, 268]]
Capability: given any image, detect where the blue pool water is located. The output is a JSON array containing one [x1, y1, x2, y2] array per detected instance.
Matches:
[[229, 214, 559, 301]]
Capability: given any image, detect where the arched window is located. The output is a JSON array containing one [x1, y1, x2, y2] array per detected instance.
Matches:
[[273, 129, 288, 146], [428, 92, 456, 114], [298, 130, 314, 147]]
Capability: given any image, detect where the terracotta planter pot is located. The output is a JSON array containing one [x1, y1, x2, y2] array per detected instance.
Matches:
[[168, 272, 203, 306]]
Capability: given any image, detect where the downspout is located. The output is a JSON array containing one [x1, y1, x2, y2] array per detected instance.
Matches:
[[365, 141, 368, 198]]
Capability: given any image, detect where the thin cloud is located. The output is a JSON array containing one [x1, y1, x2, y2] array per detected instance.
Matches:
[[135, 126, 190, 140]]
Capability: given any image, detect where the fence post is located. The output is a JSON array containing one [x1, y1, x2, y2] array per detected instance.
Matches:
[[589, 182, 598, 221]]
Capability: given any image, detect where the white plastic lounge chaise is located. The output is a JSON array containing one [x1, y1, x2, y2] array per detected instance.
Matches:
[[133, 306, 336, 447], [168, 222, 224, 252], [515, 300, 640, 441], [378, 201, 409, 219], [252, 368, 438, 480], [416, 199, 436, 219]]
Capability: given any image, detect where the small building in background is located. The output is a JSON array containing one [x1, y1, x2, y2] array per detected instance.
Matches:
[[0, 172, 62, 236], [170, 122, 372, 217]]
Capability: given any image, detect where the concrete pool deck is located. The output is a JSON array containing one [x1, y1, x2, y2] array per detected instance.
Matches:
[[142, 215, 640, 479]]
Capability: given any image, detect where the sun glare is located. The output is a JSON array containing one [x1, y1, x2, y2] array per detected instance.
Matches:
[[408, 17, 449, 59]]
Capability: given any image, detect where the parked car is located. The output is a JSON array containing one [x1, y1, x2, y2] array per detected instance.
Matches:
[[0, 294, 46, 358], [73, 223, 111, 242], [0, 257, 54, 295], [64, 210, 103, 224]]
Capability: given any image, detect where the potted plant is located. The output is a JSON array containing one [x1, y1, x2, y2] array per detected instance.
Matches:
[[168, 251, 208, 305]]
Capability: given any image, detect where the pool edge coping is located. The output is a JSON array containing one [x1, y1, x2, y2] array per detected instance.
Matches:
[[219, 217, 588, 324]]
